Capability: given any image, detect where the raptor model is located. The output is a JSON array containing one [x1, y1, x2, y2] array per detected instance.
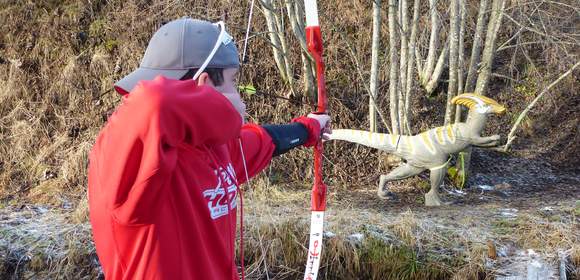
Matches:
[[327, 93, 506, 206]]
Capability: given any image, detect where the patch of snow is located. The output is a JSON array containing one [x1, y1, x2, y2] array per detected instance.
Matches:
[[324, 231, 336, 238], [495, 249, 558, 280], [444, 187, 466, 196], [35, 206, 48, 214], [347, 233, 364, 243], [497, 246, 509, 258], [499, 208, 519, 219], [452, 189, 466, 196], [476, 185, 495, 191]]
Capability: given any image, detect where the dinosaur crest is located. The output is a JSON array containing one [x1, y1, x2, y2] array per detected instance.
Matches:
[[451, 93, 506, 114]]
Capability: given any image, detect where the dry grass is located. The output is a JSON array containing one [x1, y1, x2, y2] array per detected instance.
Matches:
[[0, 207, 100, 279], [1, 190, 578, 279]]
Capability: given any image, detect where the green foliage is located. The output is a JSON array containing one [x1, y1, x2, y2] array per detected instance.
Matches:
[[62, 3, 81, 18], [104, 39, 118, 52], [238, 85, 257, 96], [514, 75, 540, 98], [447, 153, 467, 189], [417, 180, 430, 192], [491, 217, 524, 235], [88, 19, 107, 38]]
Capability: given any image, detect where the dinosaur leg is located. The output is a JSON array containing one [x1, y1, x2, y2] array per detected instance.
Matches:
[[425, 164, 447, 206], [378, 164, 425, 199]]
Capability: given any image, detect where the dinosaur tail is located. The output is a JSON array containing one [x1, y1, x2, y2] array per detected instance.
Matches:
[[327, 129, 399, 152]]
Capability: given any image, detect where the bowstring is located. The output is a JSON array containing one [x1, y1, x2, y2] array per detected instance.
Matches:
[[237, 1, 273, 279]]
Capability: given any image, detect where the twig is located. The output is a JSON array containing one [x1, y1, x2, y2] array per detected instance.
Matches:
[[503, 61, 580, 151], [340, 32, 393, 134]]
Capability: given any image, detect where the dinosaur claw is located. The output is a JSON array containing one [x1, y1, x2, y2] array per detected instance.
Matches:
[[424, 191, 442, 206], [378, 190, 398, 200]]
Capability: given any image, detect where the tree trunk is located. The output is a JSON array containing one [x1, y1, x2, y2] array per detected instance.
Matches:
[[445, 0, 460, 125], [285, 0, 315, 97], [475, 0, 506, 95], [370, 0, 382, 132], [261, 0, 289, 83], [415, 44, 424, 79], [464, 0, 488, 93], [455, 0, 466, 123], [424, 40, 449, 94], [422, 0, 439, 84], [389, 0, 401, 134], [342, 31, 392, 133], [405, 0, 420, 134], [272, 4, 296, 97], [462, 0, 505, 188], [399, 0, 409, 133]]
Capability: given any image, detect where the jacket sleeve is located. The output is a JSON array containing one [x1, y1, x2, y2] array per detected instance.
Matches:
[[227, 124, 275, 184], [227, 116, 321, 184], [90, 78, 241, 224]]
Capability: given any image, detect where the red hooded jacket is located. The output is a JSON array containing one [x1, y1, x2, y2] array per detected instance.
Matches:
[[88, 76, 320, 279]]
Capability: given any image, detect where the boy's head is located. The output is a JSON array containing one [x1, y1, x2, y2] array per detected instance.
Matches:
[[181, 67, 246, 122], [114, 18, 245, 120]]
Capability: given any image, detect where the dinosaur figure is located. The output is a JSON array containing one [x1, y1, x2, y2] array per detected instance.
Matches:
[[327, 93, 506, 206]]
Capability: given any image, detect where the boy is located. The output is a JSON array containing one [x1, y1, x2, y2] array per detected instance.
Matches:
[[88, 18, 330, 279]]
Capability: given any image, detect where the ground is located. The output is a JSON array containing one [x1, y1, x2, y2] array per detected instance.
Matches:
[[242, 148, 580, 279], [0, 150, 578, 279]]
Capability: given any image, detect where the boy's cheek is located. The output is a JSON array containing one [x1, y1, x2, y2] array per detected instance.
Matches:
[[222, 94, 246, 118]]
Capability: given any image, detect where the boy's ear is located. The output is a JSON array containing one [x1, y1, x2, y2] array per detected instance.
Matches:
[[197, 72, 212, 86]]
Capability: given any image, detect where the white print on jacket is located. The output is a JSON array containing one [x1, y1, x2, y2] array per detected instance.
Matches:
[[202, 164, 238, 220]]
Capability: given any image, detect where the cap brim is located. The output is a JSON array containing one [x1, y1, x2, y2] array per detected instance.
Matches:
[[114, 67, 188, 95]]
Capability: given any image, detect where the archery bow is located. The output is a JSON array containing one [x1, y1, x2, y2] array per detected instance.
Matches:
[[303, 0, 327, 279]]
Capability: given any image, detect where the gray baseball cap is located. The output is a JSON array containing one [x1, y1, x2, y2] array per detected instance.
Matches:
[[114, 18, 240, 95]]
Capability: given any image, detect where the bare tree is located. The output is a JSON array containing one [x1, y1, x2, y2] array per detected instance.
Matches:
[[423, 41, 449, 94], [399, 0, 410, 133], [260, 0, 292, 86], [388, 0, 401, 134], [405, 0, 421, 134], [475, 0, 506, 95], [456, 0, 506, 186], [260, 0, 295, 95], [285, 0, 315, 97], [504, 61, 580, 151], [422, 0, 440, 84], [445, 0, 460, 125], [454, 0, 466, 123], [464, 0, 489, 93], [370, 0, 382, 132]]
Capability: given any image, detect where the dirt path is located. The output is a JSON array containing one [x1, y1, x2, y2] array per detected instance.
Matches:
[[335, 149, 580, 213]]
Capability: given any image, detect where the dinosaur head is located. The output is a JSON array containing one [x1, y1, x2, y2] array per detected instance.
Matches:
[[451, 93, 506, 115]]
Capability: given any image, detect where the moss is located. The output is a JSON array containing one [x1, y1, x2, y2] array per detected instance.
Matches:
[[416, 180, 430, 192], [63, 3, 81, 18], [88, 19, 107, 38], [104, 39, 118, 52], [491, 218, 520, 235]]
